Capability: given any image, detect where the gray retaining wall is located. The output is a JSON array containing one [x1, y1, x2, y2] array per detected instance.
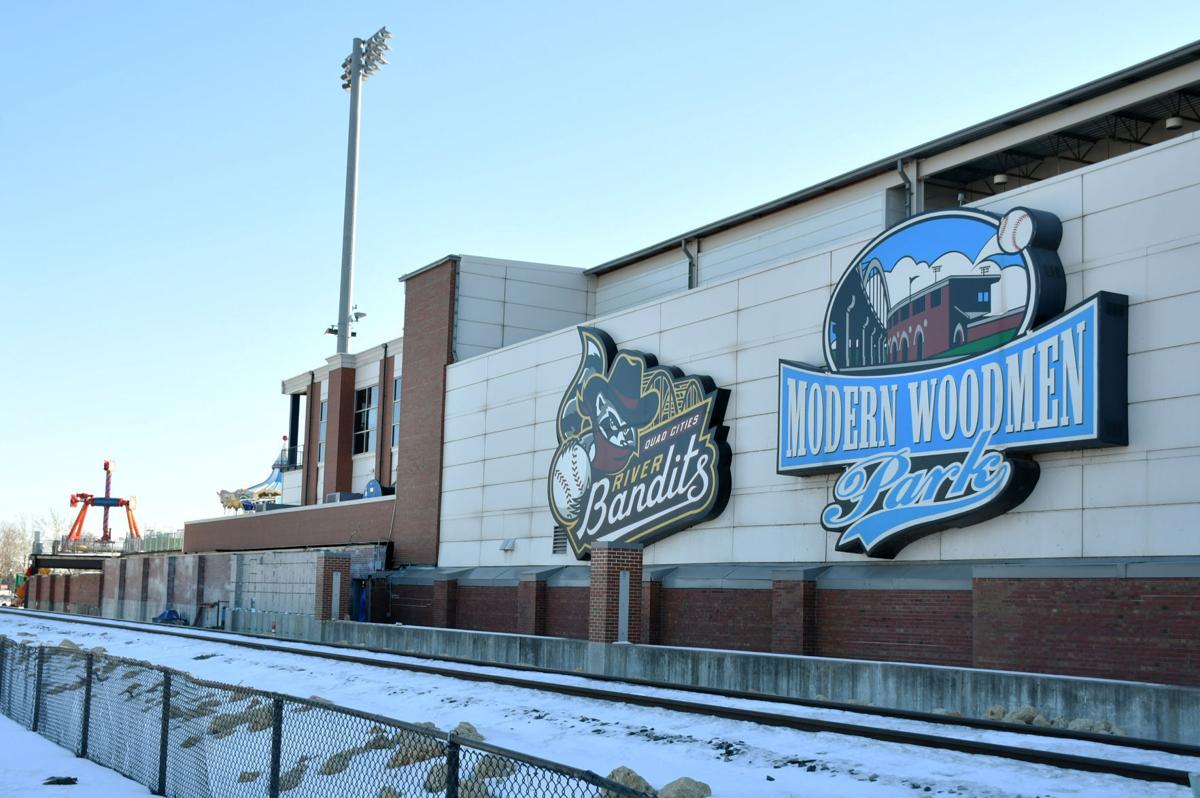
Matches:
[[227, 609, 1199, 744]]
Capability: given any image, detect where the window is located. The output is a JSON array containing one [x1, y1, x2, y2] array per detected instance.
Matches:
[[900, 305, 909, 321], [352, 386, 377, 455], [317, 401, 327, 463], [931, 289, 942, 307], [978, 290, 990, 303], [391, 376, 401, 448], [913, 295, 926, 314]]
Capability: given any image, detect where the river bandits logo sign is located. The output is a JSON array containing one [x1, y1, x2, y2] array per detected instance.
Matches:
[[549, 327, 731, 559], [778, 208, 1128, 558]]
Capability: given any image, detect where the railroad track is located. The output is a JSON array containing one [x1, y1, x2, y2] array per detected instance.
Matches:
[[3, 607, 1195, 786]]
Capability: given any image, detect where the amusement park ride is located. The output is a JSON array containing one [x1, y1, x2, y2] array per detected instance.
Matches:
[[217, 436, 286, 512], [67, 459, 141, 543], [14, 459, 139, 606]]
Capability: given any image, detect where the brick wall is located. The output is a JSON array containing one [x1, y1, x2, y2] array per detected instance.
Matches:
[[816, 589, 973, 666], [68, 573, 102, 616], [393, 258, 457, 565], [974, 578, 1200, 686], [455, 586, 518, 633], [184, 500, 396, 552], [387, 583, 433, 626], [659, 587, 774, 652], [545, 586, 588, 640]]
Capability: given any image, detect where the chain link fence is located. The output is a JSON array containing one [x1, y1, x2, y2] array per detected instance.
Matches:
[[0, 636, 651, 798]]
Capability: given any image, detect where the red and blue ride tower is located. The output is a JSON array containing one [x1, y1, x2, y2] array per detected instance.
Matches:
[[67, 460, 141, 542]]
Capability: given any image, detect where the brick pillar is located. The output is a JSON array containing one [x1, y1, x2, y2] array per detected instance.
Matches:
[[314, 553, 352, 621], [322, 362, 357, 499], [378, 352, 396, 488], [394, 257, 458, 565], [303, 381, 321, 505], [140, 560, 150, 622], [117, 559, 127, 609], [771, 575, 818, 655], [62, 574, 71, 612], [166, 556, 177, 610], [588, 542, 644, 644], [517, 575, 548, 636], [431, 579, 458, 628], [641, 572, 670, 644], [195, 554, 206, 607]]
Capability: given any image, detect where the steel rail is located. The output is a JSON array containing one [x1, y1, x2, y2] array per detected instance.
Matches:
[[2, 608, 1192, 786]]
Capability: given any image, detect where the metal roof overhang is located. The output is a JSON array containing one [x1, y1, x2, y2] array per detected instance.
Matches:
[[585, 39, 1200, 276]]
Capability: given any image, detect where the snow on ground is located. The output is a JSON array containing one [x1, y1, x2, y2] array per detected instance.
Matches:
[[0, 611, 1194, 798], [0, 713, 150, 796]]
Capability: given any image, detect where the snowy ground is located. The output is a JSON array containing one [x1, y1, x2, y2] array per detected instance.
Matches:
[[0, 713, 150, 796], [1, 611, 1195, 798]]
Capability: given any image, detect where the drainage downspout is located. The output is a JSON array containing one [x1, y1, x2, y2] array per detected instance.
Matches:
[[681, 238, 699, 289], [897, 159, 913, 219]]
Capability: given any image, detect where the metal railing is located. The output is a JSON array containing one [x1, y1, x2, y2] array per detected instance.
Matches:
[[0, 637, 651, 798], [277, 446, 304, 472]]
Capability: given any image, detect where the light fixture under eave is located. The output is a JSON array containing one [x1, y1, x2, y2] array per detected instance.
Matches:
[[1165, 116, 1183, 130], [993, 173, 1010, 186]]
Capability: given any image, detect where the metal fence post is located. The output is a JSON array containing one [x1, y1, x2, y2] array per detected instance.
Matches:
[[0, 638, 7, 714], [31, 647, 45, 732], [156, 671, 171, 796], [446, 735, 460, 798], [268, 697, 284, 798], [79, 653, 94, 758]]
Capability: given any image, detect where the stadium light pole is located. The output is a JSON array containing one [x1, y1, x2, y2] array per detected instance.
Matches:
[[332, 26, 391, 354]]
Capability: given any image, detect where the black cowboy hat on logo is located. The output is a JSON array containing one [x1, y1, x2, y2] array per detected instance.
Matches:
[[581, 355, 660, 429]]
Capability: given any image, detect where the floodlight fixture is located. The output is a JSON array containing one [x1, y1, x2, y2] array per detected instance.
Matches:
[[993, 173, 1009, 186], [1165, 115, 1183, 130]]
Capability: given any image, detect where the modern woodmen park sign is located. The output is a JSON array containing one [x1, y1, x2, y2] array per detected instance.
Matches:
[[778, 208, 1129, 558]]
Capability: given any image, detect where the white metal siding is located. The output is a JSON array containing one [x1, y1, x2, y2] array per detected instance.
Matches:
[[594, 249, 689, 317], [698, 190, 886, 286], [454, 256, 590, 361], [440, 132, 1200, 567]]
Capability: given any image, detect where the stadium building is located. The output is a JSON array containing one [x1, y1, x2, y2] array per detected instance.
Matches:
[[36, 41, 1200, 689]]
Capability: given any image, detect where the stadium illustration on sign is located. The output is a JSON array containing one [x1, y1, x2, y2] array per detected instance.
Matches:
[[548, 327, 731, 559], [778, 208, 1129, 558]]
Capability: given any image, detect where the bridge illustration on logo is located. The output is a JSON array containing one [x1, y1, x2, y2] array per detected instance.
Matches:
[[548, 327, 731, 559], [777, 208, 1129, 558]]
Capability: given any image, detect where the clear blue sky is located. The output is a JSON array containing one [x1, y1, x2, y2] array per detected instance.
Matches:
[[2, 2, 1197, 533]]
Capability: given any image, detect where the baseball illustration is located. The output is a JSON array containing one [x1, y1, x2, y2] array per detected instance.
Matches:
[[550, 440, 591, 520], [997, 209, 1034, 253]]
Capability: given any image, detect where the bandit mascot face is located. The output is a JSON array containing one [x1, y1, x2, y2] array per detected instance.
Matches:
[[580, 356, 660, 473], [548, 327, 731, 559]]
